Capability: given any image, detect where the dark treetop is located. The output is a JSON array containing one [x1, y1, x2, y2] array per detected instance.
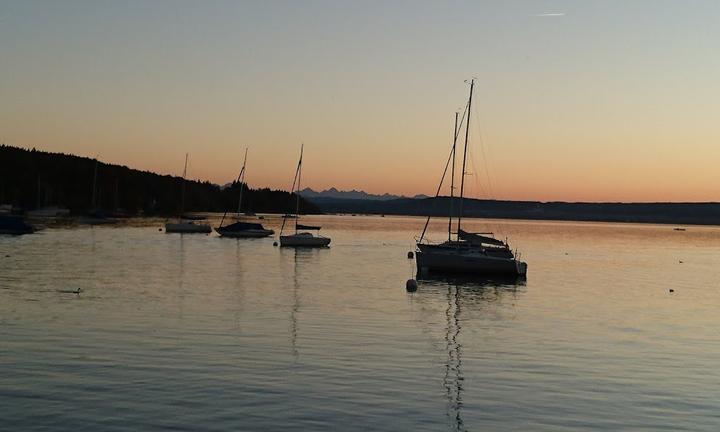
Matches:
[[0, 145, 320, 216]]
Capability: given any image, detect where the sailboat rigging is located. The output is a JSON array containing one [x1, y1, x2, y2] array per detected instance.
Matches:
[[415, 80, 527, 276]]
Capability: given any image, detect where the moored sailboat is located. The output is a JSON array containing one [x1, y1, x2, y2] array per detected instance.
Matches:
[[215, 149, 274, 238], [415, 80, 527, 276], [279, 145, 330, 247], [165, 154, 212, 234], [79, 158, 117, 225]]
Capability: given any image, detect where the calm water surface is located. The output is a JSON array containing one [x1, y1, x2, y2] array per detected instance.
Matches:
[[2, 215, 720, 431]]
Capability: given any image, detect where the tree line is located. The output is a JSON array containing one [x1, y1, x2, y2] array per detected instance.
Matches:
[[0, 145, 320, 215]]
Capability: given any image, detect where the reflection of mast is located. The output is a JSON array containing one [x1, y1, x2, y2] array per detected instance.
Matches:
[[443, 284, 464, 431], [177, 234, 186, 316], [291, 249, 300, 362], [91, 158, 99, 209]]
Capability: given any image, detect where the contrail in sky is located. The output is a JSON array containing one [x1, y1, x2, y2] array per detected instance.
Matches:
[[535, 12, 566, 17]]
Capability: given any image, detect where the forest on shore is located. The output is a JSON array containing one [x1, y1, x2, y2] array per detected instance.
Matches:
[[0, 145, 319, 215]]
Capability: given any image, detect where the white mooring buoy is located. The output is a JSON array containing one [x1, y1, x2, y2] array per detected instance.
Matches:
[[406, 279, 418, 292]]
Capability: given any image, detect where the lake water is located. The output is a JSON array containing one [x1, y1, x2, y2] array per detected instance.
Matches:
[[2, 215, 720, 431]]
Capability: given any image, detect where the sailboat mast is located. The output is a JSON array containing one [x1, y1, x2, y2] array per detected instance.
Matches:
[[91, 158, 98, 209], [456, 79, 474, 237], [180, 153, 188, 218], [295, 144, 303, 234], [448, 112, 458, 242], [237, 148, 248, 216]]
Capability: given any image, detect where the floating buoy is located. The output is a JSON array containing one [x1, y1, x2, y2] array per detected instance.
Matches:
[[406, 279, 418, 292], [407, 251, 414, 259], [273, 241, 278, 247], [669, 289, 675, 293]]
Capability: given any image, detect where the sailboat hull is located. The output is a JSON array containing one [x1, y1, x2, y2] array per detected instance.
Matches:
[[0, 215, 35, 235], [216, 228, 274, 238], [416, 247, 526, 276], [280, 234, 330, 247], [165, 222, 212, 233]]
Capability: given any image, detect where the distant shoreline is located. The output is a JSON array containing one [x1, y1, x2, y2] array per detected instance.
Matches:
[[19, 212, 717, 229], [306, 196, 720, 227]]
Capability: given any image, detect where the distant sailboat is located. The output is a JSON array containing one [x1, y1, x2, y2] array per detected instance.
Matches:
[[279, 144, 330, 247], [28, 176, 70, 218], [215, 149, 274, 238], [165, 154, 212, 234], [415, 80, 527, 276], [79, 158, 116, 225]]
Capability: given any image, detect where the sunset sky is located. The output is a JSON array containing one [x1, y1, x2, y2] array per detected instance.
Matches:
[[2, 1, 720, 202]]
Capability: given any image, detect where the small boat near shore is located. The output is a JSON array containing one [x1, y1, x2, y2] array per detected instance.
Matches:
[[0, 215, 35, 235], [78, 159, 117, 225], [27, 206, 70, 218], [165, 154, 211, 234], [166, 220, 212, 233]]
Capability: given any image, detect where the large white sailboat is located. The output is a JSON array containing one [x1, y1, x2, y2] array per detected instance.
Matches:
[[279, 145, 330, 247], [415, 80, 527, 276], [165, 154, 212, 234], [215, 149, 274, 238]]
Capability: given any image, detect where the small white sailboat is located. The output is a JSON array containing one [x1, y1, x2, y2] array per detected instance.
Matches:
[[165, 154, 211, 234], [415, 79, 527, 276], [279, 144, 330, 247], [215, 149, 274, 238]]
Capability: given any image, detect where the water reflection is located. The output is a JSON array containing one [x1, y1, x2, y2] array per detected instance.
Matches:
[[444, 283, 464, 432], [411, 276, 526, 432], [290, 248, 303, 362], [281, 247, 318, 363]]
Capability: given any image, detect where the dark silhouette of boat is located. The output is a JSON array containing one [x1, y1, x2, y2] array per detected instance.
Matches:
[[279, 144, 330, 247], [415, 80, 527, 276], [165, 154, 211, 233], [217, 221, 274, 238], [0, 215, 35, 235], [216, 148, 273, 238]]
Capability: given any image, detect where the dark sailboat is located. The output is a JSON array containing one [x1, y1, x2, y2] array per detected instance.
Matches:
[[0, 214, 35, 235], [415, 80, 527, 276], [215, 149, 274, 238], [279, 144, 331, 247], [78, 158, 117, 225], [165, 154, 212, 233]]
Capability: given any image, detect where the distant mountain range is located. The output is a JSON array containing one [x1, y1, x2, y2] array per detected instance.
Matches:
[[299, 187, 428, 201]]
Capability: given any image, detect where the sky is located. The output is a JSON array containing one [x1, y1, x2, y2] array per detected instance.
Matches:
[[2, 0, 720, 202]]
